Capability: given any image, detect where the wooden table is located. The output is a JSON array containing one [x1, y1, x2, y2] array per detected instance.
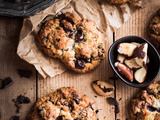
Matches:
[[0, 1, 160, 120]]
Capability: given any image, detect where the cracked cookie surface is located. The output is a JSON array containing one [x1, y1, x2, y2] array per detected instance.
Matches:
[[149, 8, 160, 53], [27, 87, 97, 120], [130, 81, 160, 120], [106, 0, 139, 4], [38, 12, 105, 73]]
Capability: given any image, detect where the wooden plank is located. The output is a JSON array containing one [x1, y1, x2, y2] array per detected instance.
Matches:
[[0, 17, 36, 120], [37, 35, 115, 119], [115, 1, 160, 119]]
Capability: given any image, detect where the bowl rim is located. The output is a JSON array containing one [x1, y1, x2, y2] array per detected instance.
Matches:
[[108, 35, 160, 88]]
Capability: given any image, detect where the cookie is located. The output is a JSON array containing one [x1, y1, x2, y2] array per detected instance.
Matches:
[[130, 82, 160, 120], [106, 0, 139, 4], [149, 8, 160, 53], [27, 87, 97, 120], [38, 12, 105, 73]]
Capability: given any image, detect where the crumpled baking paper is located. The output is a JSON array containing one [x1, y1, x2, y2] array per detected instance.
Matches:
[[17, 0, 144, 78]]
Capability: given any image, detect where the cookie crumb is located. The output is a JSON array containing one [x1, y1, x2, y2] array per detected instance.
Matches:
[[119, 98, 122, 101], [98, 1, 102, 6], [96, 110, 99, 114]]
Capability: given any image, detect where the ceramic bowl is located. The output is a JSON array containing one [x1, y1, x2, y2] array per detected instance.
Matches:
[[108, 36, 160, 87]]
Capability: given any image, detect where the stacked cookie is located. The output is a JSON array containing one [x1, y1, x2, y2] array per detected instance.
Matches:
[[38, 12, 105, 73]]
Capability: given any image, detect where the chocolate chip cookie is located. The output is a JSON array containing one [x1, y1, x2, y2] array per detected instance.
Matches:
[[38, 12, 105, 73], [106, 0, 139, 4], [130, 81, 160, 120], [149, 8, 160, 53], [27, 87, 97, 120]]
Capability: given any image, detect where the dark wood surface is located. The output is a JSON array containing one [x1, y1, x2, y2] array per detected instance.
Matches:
[[0, 17, 36, 120], [0, 1, 160, 119]]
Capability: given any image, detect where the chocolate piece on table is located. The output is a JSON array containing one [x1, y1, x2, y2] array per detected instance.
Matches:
[[1, 77, 13, 89], [10, 116, 19, 120], [17, 69, 32, 78], [17, 95, 30, 104]]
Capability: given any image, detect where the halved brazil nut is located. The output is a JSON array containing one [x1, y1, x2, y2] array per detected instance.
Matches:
[[117, 43, 137, 57], [92, 80, 114, 96]]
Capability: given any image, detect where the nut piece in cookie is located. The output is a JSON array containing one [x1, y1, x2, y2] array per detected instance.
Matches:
[[27, 87, 97, 120], [130, 82, 160, 120], [38, 12, 105, 73], [92, 80, 114, 96]]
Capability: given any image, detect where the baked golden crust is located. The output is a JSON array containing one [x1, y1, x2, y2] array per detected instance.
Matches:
[[130, 81, 160, 120], [149, 8, 160, 53], [106, 0, 139, 4], [38, 12, 105, 73], [27, 87, 97, 120]]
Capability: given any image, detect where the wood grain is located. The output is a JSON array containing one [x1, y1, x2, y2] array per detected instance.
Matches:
[[115, 1, 160, 119], [0, 0, 160, 120], [0, 17, 36, 120]]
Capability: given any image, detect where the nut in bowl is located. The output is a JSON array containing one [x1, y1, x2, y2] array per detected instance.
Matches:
[[108, 36, 160, 87]]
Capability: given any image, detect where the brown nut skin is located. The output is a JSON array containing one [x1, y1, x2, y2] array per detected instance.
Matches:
[[115, 62, 133, 82], [92, 80, 114, 96], [133, 43, 148, 67]]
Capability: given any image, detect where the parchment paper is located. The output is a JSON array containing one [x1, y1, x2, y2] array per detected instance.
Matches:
[[17, 0, 144, 78]]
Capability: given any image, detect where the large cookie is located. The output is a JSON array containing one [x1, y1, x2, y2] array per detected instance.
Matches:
[[106, 0, 139, 4], [149, 8, 160, 53], [27, 87, 97, 120], [38, 12, 105, 73], [130, 82, 160, 120]]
